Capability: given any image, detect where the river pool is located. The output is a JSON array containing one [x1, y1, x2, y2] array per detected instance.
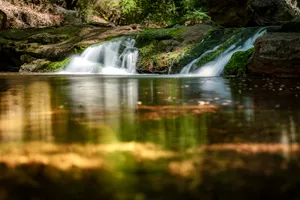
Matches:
[[0, 74, 300, 199]]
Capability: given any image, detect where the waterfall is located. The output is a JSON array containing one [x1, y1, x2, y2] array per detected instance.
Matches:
[[59, 28, 266, 77], [61, 38, 139, 74], [181, 28, 267, 77]]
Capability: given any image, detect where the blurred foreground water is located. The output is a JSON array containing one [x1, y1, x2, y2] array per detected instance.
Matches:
[[0, 74, 300, 199]]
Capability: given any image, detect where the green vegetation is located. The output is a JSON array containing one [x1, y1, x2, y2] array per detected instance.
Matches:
[[223, 48, 254, 77], [55, 0, 209, 26], [44, 57, 71, 72]]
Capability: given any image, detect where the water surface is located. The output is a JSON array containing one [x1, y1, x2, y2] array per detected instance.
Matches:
[[0, 74, 300, 199]]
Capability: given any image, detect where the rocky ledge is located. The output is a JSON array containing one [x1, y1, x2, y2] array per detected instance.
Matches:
[[0, 24, 140, 72], [248, 23, 300, 78]]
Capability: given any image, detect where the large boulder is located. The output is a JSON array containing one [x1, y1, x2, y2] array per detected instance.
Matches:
[[207, 0, 300, 27], [248, 32, 300, 77], [247, 0, 299, 26]]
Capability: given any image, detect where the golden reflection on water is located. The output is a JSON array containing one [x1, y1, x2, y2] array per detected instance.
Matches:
[[0, 142, 299, 169], [0, 81, 53, 142], [0, 86, 24, 141]]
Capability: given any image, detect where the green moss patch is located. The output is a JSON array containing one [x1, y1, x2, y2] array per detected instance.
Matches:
[[223, 48, 254, 77], [46, 58, 71, 72]]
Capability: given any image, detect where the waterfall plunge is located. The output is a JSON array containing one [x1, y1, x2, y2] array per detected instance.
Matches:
[[180, 28, 267, 77], [61, 38, 139, 75]]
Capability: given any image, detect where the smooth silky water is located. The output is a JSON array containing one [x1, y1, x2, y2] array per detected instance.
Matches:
[[1, 74, 300, 199]]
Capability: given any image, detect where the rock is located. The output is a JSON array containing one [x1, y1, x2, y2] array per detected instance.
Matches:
[[207, 0, 300, 27], [279, 20, 300, 32], [55, 6, 82, 25], [0, 10, 7, 30], [28, 32, 68, 44], [224, 48, 254, 76], [20, 59, 50, 72], [136, 25, 213, 74], [248, 33, 300, 77], [247, 0, 298, 26]]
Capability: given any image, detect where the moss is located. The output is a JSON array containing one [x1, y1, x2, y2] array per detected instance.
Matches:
[[43, 57, 71, 72], [73, 45, 87, 54], [223, 48, 254, 77]]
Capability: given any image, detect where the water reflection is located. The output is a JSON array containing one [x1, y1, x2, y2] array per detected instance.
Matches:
[[0, 76, 299, 147], [0, 80, 53, 142], [0, 75, 300, 199], [0, 85, 24, 141]]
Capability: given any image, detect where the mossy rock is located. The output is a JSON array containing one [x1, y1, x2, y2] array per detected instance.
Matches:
[[28, 32, 69, 44], [44, 57, 71, 72], [20, 57, 71, 72], [135, 25, 213, 73], [223, 48, 254, 77]]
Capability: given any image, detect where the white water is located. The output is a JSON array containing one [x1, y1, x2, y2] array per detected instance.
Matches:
[[180, 45, 221, 74], [181, 28, 267, 77], [61, 38, 139, 75]]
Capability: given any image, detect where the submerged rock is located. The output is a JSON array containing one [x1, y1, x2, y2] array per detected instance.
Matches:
[[248, 32, 300, 77]]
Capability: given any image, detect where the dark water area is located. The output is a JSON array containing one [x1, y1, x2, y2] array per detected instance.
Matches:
[[0, 74, 300, 199]]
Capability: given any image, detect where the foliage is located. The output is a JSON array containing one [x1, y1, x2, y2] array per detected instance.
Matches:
[[183, 8, 211, 24], [52, 0, 209, 26]]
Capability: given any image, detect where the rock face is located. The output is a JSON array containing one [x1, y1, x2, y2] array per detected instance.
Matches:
[[247, 0, 299, 25], [248, 32, 300, 77], [207, 0, 300, 27]]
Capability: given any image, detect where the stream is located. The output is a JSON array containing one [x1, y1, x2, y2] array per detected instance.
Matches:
[[0, 24, 297, 200]]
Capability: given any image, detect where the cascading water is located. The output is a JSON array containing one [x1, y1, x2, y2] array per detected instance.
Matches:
[[60, 28, 266, 77], [180, 44, 221, 74], [61, 38, 139, 74], [180, 28, 267, 77]]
